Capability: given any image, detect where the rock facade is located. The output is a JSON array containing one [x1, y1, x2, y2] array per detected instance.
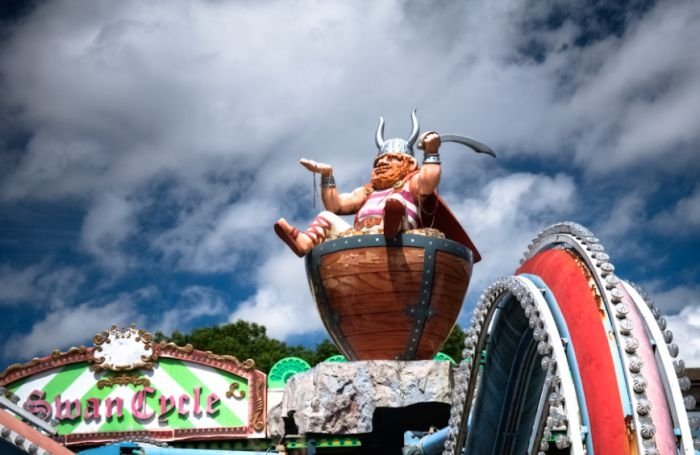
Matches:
[[267, 360, 454, 438]]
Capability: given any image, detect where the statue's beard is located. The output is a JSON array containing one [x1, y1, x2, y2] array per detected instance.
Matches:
[[370, 157, 416, 190]]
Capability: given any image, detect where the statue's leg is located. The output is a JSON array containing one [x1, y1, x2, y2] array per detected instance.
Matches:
[[383, 197, 406, 239], [274, 211, 350, 257]]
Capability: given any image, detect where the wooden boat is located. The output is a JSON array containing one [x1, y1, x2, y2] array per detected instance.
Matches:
[[305, 232, 475, 360]]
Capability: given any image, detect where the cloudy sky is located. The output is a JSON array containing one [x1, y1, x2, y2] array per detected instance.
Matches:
[[0, 0, 698, 368]]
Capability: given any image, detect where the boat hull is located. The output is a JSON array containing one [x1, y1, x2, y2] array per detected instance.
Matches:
[[305, 234, 473, 360]]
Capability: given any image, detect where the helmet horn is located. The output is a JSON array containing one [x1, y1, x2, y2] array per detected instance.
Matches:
[[407, 109, 420, 150], [375, 116, 386, 149]]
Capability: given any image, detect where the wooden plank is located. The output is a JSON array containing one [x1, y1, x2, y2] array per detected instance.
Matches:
[[345, 332, 409, 353], [322, 272, 422, 298], [435, 252, 471, 279], [320, 247, 425, 279], [327, 292, 420, 316], [339, 312, 414, 336]]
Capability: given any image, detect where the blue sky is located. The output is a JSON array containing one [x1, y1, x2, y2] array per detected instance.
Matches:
[[0, 0, 698, 369]]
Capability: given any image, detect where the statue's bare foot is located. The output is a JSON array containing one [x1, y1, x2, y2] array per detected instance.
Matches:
[[274, 218, 314, 257], [383, 199, 405, 240]]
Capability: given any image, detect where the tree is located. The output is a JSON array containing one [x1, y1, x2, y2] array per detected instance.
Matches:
[[441, 325, 467, 362], [156, 320, 463, 373], [156, 321, 333, 373]]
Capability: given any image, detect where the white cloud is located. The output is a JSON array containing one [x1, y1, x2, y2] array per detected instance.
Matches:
[[590, 189, 660, 262], [652, 186, 700, 235], [3, 289, 151, 359], [665, 304, 700, 367], [642, 283, 700, 315], [80, 192, 137, 270], [596, 191, 647, 241], [228, 251, 324, 340], [565, 0, 700, 172], [156, 286, 228, 335], [447, 172, 577, 307], [153, 195, 281, 273], [631, 282, 700, 365], [0, 0, 697, 207], [0, 263, 45, 304], [0, 262, 84, 309], [0, 0, 695, 278]]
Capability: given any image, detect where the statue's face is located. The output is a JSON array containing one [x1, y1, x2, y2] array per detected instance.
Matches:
[[370, 153, 417, 190]]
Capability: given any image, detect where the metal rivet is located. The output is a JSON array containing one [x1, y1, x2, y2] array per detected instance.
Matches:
[[594, 252, 610, 263], [605, 274, 620, 289], [632, 374, 647, 393], [616, 303, 630, 319], [628, 355, 643, 373], [625, 337, 639, 354], [636, 398, 651, 415], [610, 288, 623, 303], [667, 343, 679, 358], [673, 359, 685, 376], [640, 423, 656, 439], [537, 341, 551, 355], [619, 319, 633, 335], [662, 330, 673, 344], [600, 263, 615, 275]]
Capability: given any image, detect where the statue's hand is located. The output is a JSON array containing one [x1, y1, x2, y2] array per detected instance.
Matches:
[[300, 158, 333, 176], [418, 131, 441, 155]]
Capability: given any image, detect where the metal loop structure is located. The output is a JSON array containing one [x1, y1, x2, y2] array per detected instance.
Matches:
[[442, 222, 695, 455]]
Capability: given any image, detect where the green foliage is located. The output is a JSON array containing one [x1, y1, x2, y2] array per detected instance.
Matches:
[[158, 320, 464, 373], [157, 320, 338, 373], [440, 325, 466, 362], [308, 339, 342, 364]]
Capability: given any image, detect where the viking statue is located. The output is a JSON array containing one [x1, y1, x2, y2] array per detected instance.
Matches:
[[274, 110, 494, 257]]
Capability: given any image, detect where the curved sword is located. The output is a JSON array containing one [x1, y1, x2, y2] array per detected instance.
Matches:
[[419, 133, 496, 157]]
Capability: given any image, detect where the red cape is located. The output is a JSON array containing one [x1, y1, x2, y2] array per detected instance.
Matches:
[[419, 193, 481, 263]]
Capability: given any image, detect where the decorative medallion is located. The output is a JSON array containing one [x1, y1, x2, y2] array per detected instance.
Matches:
[[90, 325, 155, 372]]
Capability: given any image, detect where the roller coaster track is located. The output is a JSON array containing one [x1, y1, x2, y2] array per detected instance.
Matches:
[[442, 222, 696, 455]]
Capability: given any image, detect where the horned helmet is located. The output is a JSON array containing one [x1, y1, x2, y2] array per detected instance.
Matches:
[[374, 109, 420, 164]]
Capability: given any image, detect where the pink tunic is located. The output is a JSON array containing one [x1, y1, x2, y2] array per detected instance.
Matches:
[[355, 183, 420, 230]]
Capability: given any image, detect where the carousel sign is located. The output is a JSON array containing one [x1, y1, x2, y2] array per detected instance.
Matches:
[[0, 326, 266, 446]]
